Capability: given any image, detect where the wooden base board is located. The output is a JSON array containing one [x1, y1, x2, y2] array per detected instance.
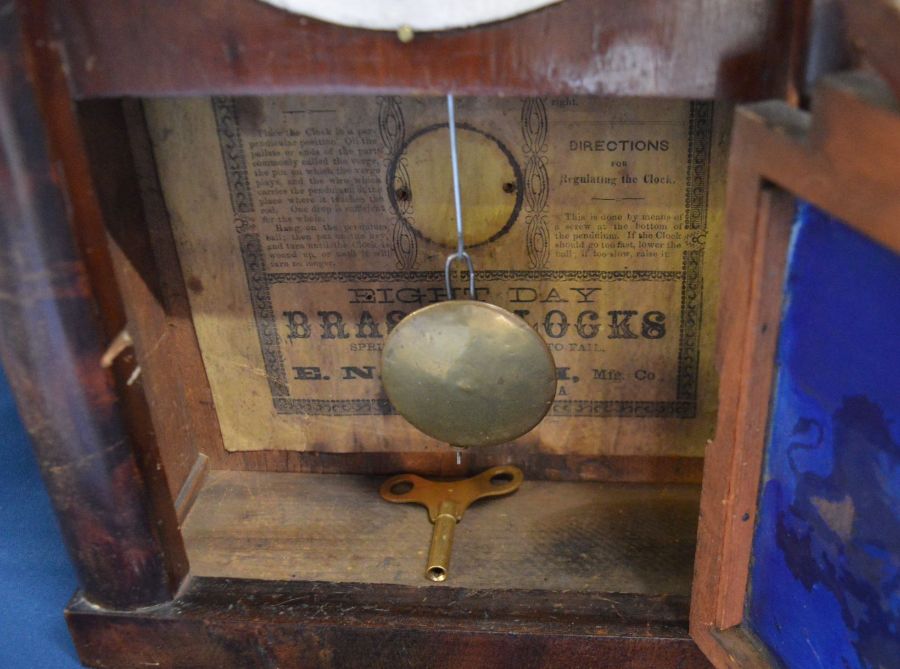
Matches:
[[183, 471, 700, 594], [66, 577, 712, 669], [69, 470, 707, 667]]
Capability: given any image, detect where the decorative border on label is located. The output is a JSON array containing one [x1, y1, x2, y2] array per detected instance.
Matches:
[[521, 98, 551, 268], [268, 269, 680, 284], [212, 98, 290, 400], [378, 97, 419, 270], [675, 101, 714, 416]]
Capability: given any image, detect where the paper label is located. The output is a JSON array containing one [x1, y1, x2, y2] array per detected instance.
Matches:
[[145, 95, 727, 455]]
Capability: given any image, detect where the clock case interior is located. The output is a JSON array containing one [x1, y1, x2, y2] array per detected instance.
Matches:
[[78, 93, 716, 635]]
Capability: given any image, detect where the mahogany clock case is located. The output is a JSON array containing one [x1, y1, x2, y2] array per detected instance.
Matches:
[[0, 0, 863, 667]]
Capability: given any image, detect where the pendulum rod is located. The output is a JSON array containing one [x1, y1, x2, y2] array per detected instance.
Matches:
[[446, 93, 471, 466], [444, 94, 476, 301]]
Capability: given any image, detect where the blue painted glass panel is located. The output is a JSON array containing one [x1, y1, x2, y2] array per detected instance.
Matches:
[[746, 203, 900, 669]]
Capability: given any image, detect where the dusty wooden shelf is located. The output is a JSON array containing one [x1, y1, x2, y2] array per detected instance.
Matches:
[[183, 471, 699, 594]]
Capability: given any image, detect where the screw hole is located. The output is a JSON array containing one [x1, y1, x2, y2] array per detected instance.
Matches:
[[427, 566, 447, 582], [502, 181, 516, 194], [395, 187, 410, 201], [390, 480, 413, 495], [490, 472, 514, 486]]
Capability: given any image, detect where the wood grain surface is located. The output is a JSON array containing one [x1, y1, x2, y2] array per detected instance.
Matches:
[[184, 470, 700, 593], [67, 576, 712, 668], [40, 0, 796, 101]]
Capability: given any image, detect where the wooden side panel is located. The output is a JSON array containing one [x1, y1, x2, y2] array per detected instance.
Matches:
[[76, 98, 225, 507], [713, 189, 795, 627], [0, 6, 183, 609], [46, 0, 796, 100], [690, 185, 796, 667]]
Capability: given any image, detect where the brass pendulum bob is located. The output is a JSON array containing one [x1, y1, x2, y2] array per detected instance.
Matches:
[[381, 95, 557, 450]]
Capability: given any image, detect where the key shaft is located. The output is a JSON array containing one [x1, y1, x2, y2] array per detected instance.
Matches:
[[425, 503, 458, 582]]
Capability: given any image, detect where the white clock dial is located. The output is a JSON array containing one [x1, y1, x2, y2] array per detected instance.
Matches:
[[256, 0, 564, 32]]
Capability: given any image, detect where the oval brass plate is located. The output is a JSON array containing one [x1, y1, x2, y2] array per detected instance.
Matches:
[[391, 126, 521, 249], [382, 301, 557, 447]]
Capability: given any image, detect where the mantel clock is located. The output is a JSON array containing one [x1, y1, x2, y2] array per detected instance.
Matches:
[[0, 1, 897, 667]]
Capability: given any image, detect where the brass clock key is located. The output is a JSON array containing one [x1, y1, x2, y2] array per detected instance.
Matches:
[[379, 466, 524, 581]]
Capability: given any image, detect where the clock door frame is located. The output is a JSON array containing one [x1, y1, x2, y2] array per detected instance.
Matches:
[[689, 67, 900, 668]]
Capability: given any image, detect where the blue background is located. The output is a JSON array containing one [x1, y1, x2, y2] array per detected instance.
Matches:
[[746, 205, 900, 668], [0, 364, 82, 667]]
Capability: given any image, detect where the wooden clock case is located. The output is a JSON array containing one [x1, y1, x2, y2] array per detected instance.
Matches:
[[1, 1, 896, 667]]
